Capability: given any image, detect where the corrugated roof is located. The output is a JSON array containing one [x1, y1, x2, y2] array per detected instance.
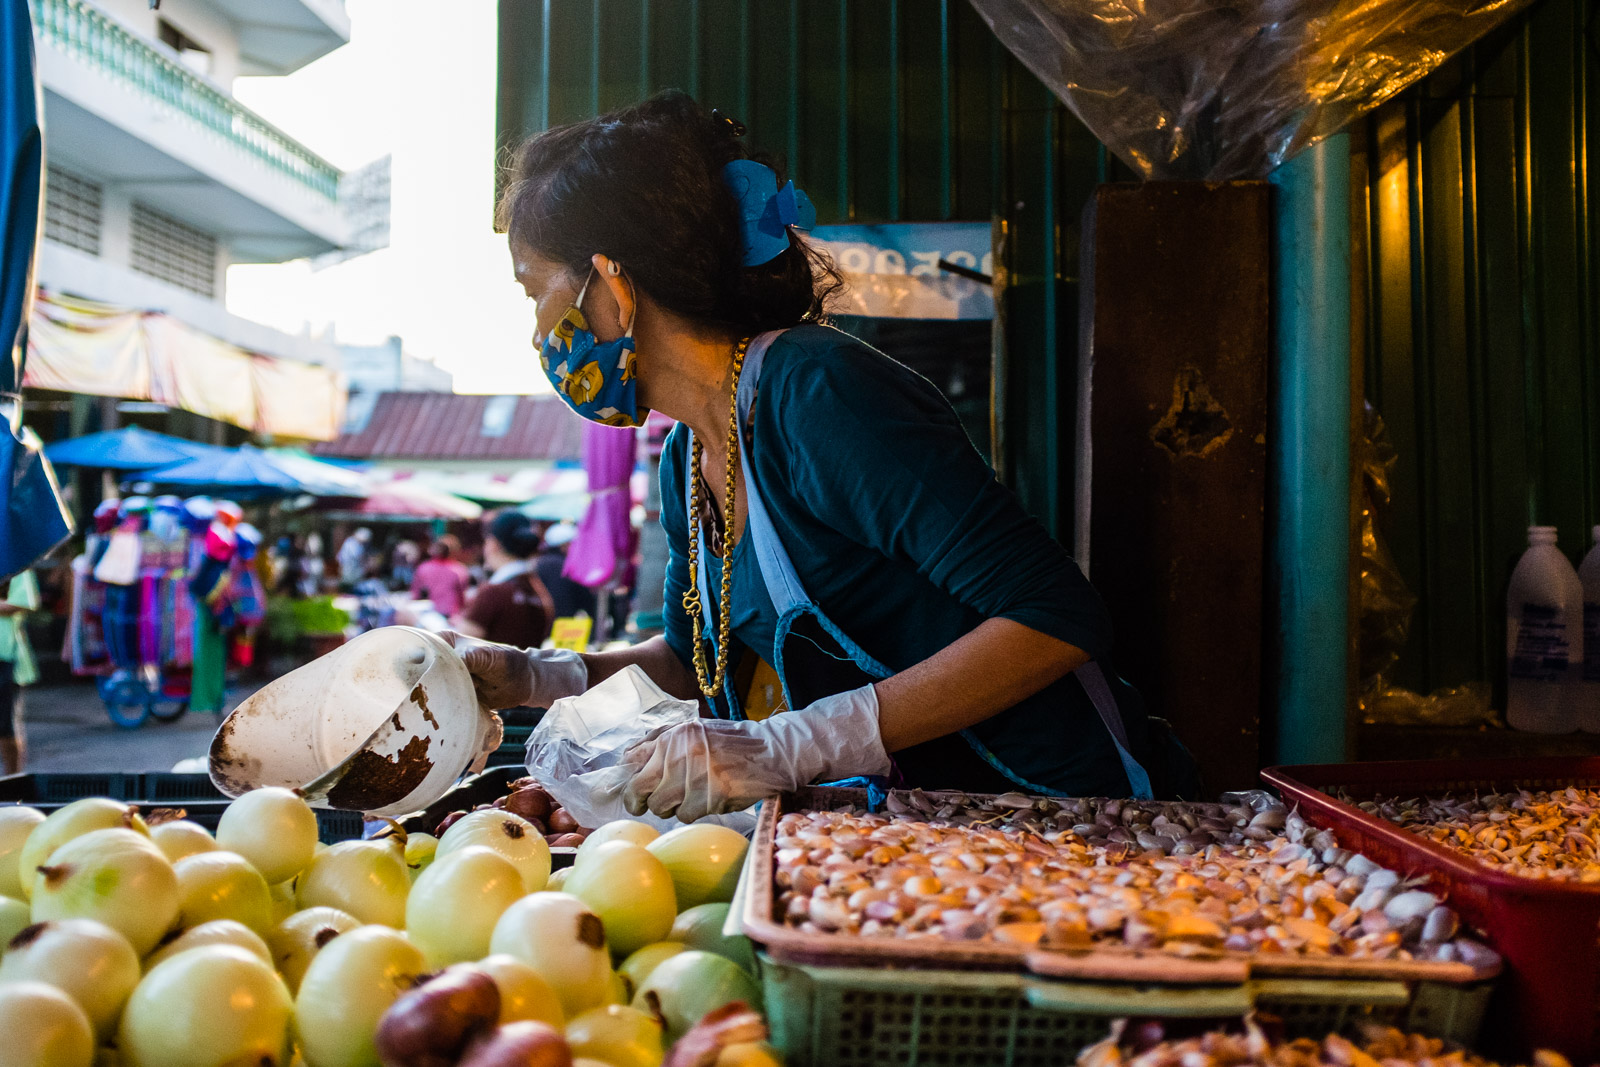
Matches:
[[311, 392, 587, 462]]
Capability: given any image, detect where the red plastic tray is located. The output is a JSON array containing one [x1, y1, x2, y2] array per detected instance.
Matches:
[[1263, 757, 1600, 1060]]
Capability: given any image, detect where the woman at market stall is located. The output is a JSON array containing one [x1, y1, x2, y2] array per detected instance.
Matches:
[[453, 510, 557, 649], [411, 535, 470, 618], [446, 91, 1166, 821]]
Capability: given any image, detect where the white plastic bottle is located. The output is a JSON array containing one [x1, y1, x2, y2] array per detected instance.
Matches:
[[1579, 526, 1600, 731], [1506, 525, 1585, 733]]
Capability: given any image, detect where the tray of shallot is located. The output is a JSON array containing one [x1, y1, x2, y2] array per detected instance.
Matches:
[[741, 785, 1503, 987], [1263, 757, 1600, 1060]]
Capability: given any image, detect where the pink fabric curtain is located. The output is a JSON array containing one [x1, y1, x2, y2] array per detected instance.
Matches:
[[564, 422, 637, 589]]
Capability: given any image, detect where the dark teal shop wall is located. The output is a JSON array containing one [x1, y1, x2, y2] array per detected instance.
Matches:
[[1358, 0, 1600, 702], [494, 0, 1108, 538]]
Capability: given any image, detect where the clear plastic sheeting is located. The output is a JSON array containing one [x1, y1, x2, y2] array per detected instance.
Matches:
[[1354, 402, 1497, 728], [967, 0, 1537, 180]]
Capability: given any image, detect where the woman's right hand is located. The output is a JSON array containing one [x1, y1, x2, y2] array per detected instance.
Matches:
[[439, 631, 588, 710]]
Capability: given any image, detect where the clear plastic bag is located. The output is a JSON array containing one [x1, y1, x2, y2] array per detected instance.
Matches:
[[524, 665, 757, 833], [1353, 403, 1498, 728], [967, 0, 1537, 180]]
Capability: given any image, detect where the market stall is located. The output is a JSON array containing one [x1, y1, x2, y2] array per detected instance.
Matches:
[[2, 0, 1596, 1064], [5, 712, 1599, 1064]]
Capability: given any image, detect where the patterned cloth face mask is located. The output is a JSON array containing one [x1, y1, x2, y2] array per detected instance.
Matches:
[[537, 267, 645, 427]]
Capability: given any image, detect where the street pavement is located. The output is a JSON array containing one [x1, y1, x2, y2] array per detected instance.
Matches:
[[18, 681, 263, 774]]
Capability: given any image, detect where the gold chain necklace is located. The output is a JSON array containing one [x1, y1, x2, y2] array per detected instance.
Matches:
[[683, 337, 752, 698]]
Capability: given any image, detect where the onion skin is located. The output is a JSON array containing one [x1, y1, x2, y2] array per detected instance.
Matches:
[[149, 821, 218, 866], [0, 980, 95, 1067], [550, 834, 585, 848], [646, 826, 747, 911], [503, 789, 554, 825], [0, 807, 45, 898], [215, 787, 318, 885], [0, 919, 141, 1040], [633, 953, 760, 1043], [458, 1022, 573, 1067], [548, 809, 581, 835], [434, 811, 468, 837], [375, 965, 501, 1067], [659, 1003, 767, 1067], [477, 954, 565, 1028], [30, 829, 177, 956]]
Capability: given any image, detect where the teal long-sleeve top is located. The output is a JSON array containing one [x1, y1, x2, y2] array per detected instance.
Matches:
[[659, 324, 1142, 797]]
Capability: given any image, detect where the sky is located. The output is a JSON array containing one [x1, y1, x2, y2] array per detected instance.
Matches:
[[225, 0, 543, 394]]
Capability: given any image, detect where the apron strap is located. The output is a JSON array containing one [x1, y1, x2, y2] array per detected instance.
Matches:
[[734, 330, 810, 618], [1074, 661, 1155, 800]]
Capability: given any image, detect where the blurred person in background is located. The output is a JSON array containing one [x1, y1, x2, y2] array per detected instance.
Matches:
[[270, 535, 305, 598], [535, 522, 597, 621], [390, 538, 421, 590], [0, 569, 41, 774], [454, 511, 556, 648], [412, 535, 470, 617], [301, 533, 326, 595], [337, 527, 372, 590]]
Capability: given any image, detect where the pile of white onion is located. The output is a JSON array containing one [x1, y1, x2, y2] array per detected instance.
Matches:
[[0, 785, 779, 1067]]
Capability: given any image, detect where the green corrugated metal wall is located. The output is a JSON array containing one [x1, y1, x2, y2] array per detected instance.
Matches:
[[1359, 0, 1600, 703], [493, 0, 1107, 537]]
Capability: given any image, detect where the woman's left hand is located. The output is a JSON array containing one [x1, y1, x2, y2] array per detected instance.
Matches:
[[620, 685, 890, 822]]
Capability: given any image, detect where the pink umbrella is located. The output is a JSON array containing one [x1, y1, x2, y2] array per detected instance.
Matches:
[[565, 423, 637, 589], [357, 481, 483, 520]]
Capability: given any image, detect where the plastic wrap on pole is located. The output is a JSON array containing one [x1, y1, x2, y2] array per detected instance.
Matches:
[[967, 0, 1537, 180]]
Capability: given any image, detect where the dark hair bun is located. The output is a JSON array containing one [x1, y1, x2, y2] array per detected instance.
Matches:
[[496, 91, 841, 334], [488, 510, 541, 559]]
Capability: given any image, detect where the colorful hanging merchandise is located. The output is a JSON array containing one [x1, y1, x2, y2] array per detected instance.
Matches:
[[65, 500, 117, 675], [186, 499, 235, 715]]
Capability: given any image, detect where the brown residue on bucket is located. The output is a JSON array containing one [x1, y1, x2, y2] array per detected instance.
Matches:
[[409, 684, 440, 730], [209, 714, 265, 796], [325, 734, 434, 811]]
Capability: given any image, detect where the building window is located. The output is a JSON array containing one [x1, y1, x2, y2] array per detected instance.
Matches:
[[481, 396, 517, 438], [157, 19, 212, 77], [130, 203, 218, 299], [43, 167, 102, 256]]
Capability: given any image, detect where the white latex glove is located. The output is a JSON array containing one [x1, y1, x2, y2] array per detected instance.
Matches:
[[439, 630, 588, 711], [620, 685, 891, 823]]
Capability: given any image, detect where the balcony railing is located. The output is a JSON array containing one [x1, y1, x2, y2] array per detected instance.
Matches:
[[29, 0, 340, 201]]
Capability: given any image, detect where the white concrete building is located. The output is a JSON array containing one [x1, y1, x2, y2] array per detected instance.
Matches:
[[28, 0, 378, 369], [340, 336, 454, 396]]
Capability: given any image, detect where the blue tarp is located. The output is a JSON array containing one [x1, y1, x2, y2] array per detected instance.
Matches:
[[46, 426, 219, 470], [0, 1, 71, 579], [134, 444, 367, 499], [137, 445, 303, 495]]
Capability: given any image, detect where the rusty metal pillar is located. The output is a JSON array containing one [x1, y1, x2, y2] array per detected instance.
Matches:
[[1076, 182, 1271, 792]]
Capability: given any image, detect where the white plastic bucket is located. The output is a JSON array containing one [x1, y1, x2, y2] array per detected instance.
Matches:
[[209, 626, 493, 817]]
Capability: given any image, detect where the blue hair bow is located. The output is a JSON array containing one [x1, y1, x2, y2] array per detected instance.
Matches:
[[723, 159, 816, 266]]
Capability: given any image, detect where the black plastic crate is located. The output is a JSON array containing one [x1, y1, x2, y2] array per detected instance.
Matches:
[[141, 773, 225, 804], [0, 772, 140, 804], [488, 724, 535, 769], [168, 801, 364, 844]]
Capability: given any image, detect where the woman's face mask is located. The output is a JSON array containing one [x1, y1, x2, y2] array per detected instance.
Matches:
[[536, 267, 645, 427]]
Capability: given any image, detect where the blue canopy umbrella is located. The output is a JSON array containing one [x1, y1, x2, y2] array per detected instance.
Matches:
[[0, 1, 71, 578], [137, 445, 303, 497], [46, 426, 219, 471]]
